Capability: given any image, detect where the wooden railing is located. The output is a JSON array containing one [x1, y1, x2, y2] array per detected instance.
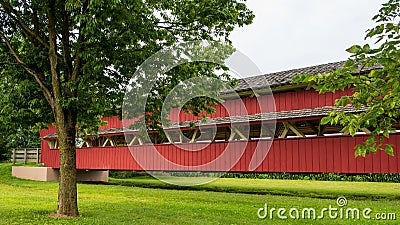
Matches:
[[11, 148, 41, 164]]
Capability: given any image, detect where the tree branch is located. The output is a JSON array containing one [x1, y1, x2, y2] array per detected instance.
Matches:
[[47, 0, 62, 110], [0, 31, 55, 110], [0, 0, 50, 49], [61, 11, 73, 81]]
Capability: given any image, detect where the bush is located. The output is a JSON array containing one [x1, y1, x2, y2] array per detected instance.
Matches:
[[221, 172, 400, 183]]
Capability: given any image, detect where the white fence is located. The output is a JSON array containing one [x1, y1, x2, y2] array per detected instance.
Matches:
[[11, 148, 41, 164]]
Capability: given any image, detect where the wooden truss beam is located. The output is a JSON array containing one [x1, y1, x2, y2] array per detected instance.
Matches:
[[164, 131, 173, 144], [190, 129, 198, 143], [229, 126, 248, 141], [283, 122, 305, 137]]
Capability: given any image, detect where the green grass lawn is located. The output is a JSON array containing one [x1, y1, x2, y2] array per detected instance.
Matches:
[[1, 163, 399, 224]]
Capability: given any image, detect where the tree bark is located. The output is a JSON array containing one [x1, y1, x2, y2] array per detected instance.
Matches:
[[55, 108, 79, 217]]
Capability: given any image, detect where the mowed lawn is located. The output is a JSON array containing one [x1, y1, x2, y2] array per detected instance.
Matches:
[[0, 164, 399, 225]]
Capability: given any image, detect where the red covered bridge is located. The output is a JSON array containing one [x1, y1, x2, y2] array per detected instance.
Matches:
[[40, 62, 400, 174]]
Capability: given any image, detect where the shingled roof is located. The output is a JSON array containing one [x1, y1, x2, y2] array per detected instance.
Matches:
[[232, 61, 346, 92]]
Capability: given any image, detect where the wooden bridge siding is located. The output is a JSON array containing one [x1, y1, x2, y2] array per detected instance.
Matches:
[[166, 89, 352, 122], [69, 88, 353, 128], [41, 134, 400, 174]]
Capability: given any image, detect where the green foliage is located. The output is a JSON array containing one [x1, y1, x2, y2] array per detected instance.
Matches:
[[222, 172, 400, 183], [0, 67, 48, 160], [293, 0, 400, 156], [109, 170, 400, 183]]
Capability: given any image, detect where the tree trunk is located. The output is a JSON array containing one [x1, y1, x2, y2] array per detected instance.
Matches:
[[55, 109, 79, 217]]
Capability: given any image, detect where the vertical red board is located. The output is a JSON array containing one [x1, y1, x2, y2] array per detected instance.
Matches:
[[318, 91, 325, 108], [355, 136, 366, 173], [325, 137, 335, 172], [340, 138, 349, 173], [208, 142, 214, 171], [332, 138, 343, 173], [380, 141, 390, 173], [372, 150, 381, 173], [260, 141, 269, 172], [298, 90, 305, 110], [278, 93, 285, 112], [268, 142, 276, 172], [280, 140, 287, 172], [273, 140, 281, 172], [348, 138, 357, 173], [285, 92, 292, 111], [305, 90, 312, 109], [298, 139, 307, 172], [326, 92, 334, 106], [364, 146, 373, 173], [396, 134, 400, 173], [312, 138, 320, 172], [385, 137, 397, 173], [305, 139, 313, 172], [319, 138, 327, 172], [291, 92, 297, 110], [287, 140, 294, 172], [291, 139, 299, 172]]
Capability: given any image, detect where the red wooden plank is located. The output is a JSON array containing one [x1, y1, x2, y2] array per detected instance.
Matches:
[[220, 101, 227, 118], [329, 137, 339, 173], [209, 143, 217, 171], [265, 94, 275, 113], [250, 97, 256, 114], [305, 139, 313, 172], [326, 92, 334, 106], [318, 138, 327, 172], [291, 92, 298, 110], [231, 141, 241, 172], [312, 139, 320, 172], [325, 137, 334, 172], [291, 139, 299, 172], [305, 90, 312, 109], [298, 139, 307, 172], [387, 153, 397, 174], [286, 92, 292, 111], [364, 149, 373, 173], [152, 145, 158, 170], [355, 136, 366, 173], [277, 141, 285, 172], [254, 97, 261, 114], [397, 135, 400, 173], [259, 141, 268, 172], [340, 138, 349, 173], [267, 142, 276, 172], [348, 138, 357, 173], [380, 146, 390, 173], [239, 142, 248, 172], [273, 140, 280, 172], [278, 93, 285, 112], [227, 141, 233, 171], [287, 140, 294, 172]]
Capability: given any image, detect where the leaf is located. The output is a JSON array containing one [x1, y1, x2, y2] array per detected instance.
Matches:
[[362, 44, 371, 53], [346, 45, 362, 54], [320, 117, 331, 125], [385, 145, 394, 156]]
